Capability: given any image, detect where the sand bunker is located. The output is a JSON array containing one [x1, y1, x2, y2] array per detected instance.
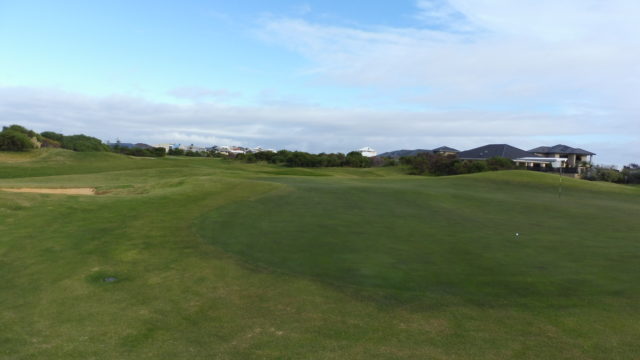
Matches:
[[0, 187, 96, 195]]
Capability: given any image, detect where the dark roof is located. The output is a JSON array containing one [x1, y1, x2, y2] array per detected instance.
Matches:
[[458, 144, 536, 160], [433, 146, 459, 153], [529, 144, 595, 156], [108, 142, 134, 148], [134, 143, 153, 149], [377, 149, 434, 158], [379, 146, 460, 158], [108, 142, 153, 149]]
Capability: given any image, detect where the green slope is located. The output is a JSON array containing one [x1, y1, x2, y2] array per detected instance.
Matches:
[[196, 172, 640, 307], [1, 149, 639, 359]]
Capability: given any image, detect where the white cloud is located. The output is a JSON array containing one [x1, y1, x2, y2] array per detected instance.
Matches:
[[251, 1, 640, 166], [1, 2, 638, 166], [415, 0, 477, 32], [168, 86, 241, 102], [449, 0, 640, 41], [259, 1, 640, 109], [0, 86, 635, 165]]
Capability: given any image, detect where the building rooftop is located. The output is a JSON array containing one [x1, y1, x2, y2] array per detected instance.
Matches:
[[458, 144, 536, 160], [529, 144, 595, 156], [433, 146, 460, 153]]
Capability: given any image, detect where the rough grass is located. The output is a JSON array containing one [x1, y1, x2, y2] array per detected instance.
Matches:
[[1, 149, 639, 359]]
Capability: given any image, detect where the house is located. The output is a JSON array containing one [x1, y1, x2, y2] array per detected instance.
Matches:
[[512, 156, 567, 170], [357, 147, 378, 157], [247, 147, 276, 153], [528, 145, 595, 167], [154, 143, 174, 152], [458, 143, 594, 176], [433, 146, 459, 156], [457, 144, 535, 161], [184, 144, 207, 153], [217, 145, 246, 155], [155, 143, 182, 151], [458, 144, 573, 170]]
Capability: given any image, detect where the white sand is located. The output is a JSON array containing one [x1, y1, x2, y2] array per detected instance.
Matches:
[[0, 187, 96, 195]]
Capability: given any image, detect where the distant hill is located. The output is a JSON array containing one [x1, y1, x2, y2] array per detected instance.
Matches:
[[377, 149, 433, 158]]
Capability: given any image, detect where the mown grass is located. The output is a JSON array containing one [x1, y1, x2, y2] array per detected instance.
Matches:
[[198, 172, 640, 306], [1, 149, 639, 359]]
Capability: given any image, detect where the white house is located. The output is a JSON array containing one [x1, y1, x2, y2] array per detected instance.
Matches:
[[218, 145, 246, 154], [185, 144, 207, 153], [357, 147, 377, 157], [514, 157, 568, 168], [153, 143, 173, 152], [247, 147, 276, 153]]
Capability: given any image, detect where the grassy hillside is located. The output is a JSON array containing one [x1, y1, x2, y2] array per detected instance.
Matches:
[[1, 149, 639, 359]]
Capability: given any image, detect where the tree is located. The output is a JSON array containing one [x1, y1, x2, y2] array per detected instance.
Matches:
[[168, 148, 185, 156], [151, 147, 166, 157], [622, 164, 640, 184], [584, 166, 624, 183], [345, 151, 372, 168], [486, 157, 515, 171], [253, 151, 276, 162]]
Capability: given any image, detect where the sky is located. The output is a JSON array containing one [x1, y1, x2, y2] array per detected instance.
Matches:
[[0, 0, 639, 166]]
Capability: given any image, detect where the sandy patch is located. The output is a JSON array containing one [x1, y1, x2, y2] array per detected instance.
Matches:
[[0, 187, 96, 195]]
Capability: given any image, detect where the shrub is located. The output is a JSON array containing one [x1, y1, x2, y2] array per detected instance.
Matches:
[[382, 158, 399, 167], [598, 169, 623, 182], [453, 160, 488, 174], [61, 134, 109, 152], [621, 164, 640, 184], [584, 166, 624, 183], [0, 129, 35, 151], [369, 156, 385, 167], [486, 157, 515, 171], [235, 149, 368, 168], [41, 131, 65, 142], [253, 151, 276, 162], [40, 137, 62, 148], [345, 151, 372, 168], [3, 125, 40, 140], [184, 150, 204, 157], [400, 153, 458, 175], [168, 148, 185, 156], [285, 151, 321, 167], [151, 147, 166, 157], [400, 153, 495, 176], [0, 124, 43, 150], [112, 146, 166, 157]]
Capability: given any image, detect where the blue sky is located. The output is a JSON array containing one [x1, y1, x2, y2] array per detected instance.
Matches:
[[0, 1, 421, 106], [1, 0, 639, 165]]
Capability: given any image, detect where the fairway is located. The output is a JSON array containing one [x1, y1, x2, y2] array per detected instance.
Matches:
[[198, 174, 640, 307], [2, 149, 640, 359]]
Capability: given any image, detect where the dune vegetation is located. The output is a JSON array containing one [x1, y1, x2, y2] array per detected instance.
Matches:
[[1, 149, 639, 359]]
